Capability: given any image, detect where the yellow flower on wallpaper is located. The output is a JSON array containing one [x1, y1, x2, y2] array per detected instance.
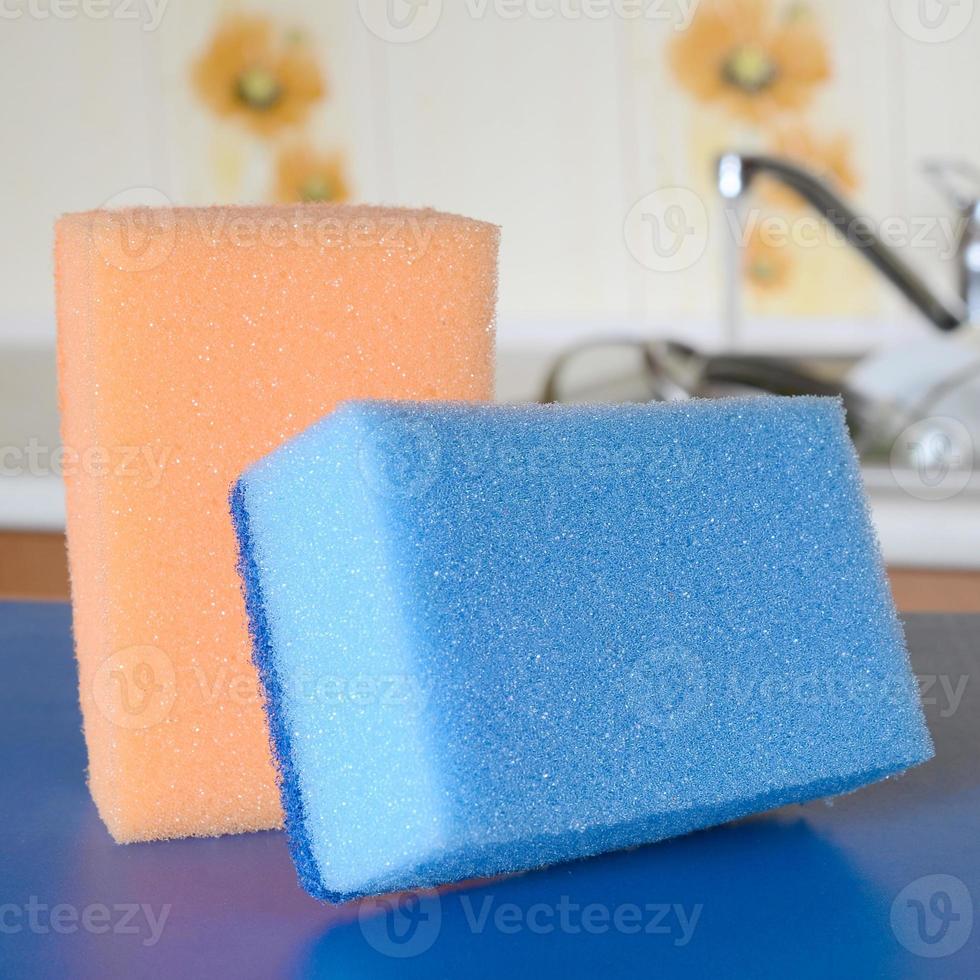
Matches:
[[744, 227, 795, 292], [274, 144, 350, 203], [762, 126, 859, 209], [192, 15, 325, 138], [669, 0, 830, 122]]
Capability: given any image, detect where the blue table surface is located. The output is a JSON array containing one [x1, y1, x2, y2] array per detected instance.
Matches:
[[0, 602, 977, 979]]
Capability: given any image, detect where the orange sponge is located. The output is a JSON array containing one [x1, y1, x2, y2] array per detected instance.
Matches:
[[54, 204, 498, 843]]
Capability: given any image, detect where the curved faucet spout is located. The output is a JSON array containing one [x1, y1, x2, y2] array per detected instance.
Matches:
[[718, 153, 966, 332]]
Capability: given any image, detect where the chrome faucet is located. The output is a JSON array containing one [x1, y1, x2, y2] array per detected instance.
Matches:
[[717, 153, 976, 331], [923, 159, 980, 325]]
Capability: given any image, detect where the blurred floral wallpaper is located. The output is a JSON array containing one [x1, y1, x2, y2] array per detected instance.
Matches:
[[7, 0, 966, 346], [637, 0, 878, 319], [188, 10, 351, 205], [669, 0, 831, 123], [180, 0, 866, 303]]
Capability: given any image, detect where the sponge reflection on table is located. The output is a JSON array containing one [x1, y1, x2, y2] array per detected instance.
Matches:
[[231, 397, 932, 902]]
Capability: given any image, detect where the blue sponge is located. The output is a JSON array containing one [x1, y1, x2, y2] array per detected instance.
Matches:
[[231, 397, 932, 902]]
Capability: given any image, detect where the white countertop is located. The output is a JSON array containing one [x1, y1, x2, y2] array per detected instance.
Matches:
[[2, 331, 977, 566]]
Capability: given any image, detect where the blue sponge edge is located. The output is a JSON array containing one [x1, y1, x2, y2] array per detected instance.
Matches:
[[230, 479, 348, 903]]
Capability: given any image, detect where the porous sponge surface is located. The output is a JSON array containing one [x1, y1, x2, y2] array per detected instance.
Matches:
[[54, 204, 498, 843], [233, 397, 933, 901]]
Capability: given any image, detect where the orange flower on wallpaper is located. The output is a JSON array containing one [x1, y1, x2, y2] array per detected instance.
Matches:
[[192, 15, 325, 138], [743, 227, 794, 292], [762, 127, 859, 209], [274, 144, 350, 203], [669, 0, 830, 122]]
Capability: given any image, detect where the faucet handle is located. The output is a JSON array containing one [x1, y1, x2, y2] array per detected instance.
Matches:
[[923, 159, 980, 212]]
